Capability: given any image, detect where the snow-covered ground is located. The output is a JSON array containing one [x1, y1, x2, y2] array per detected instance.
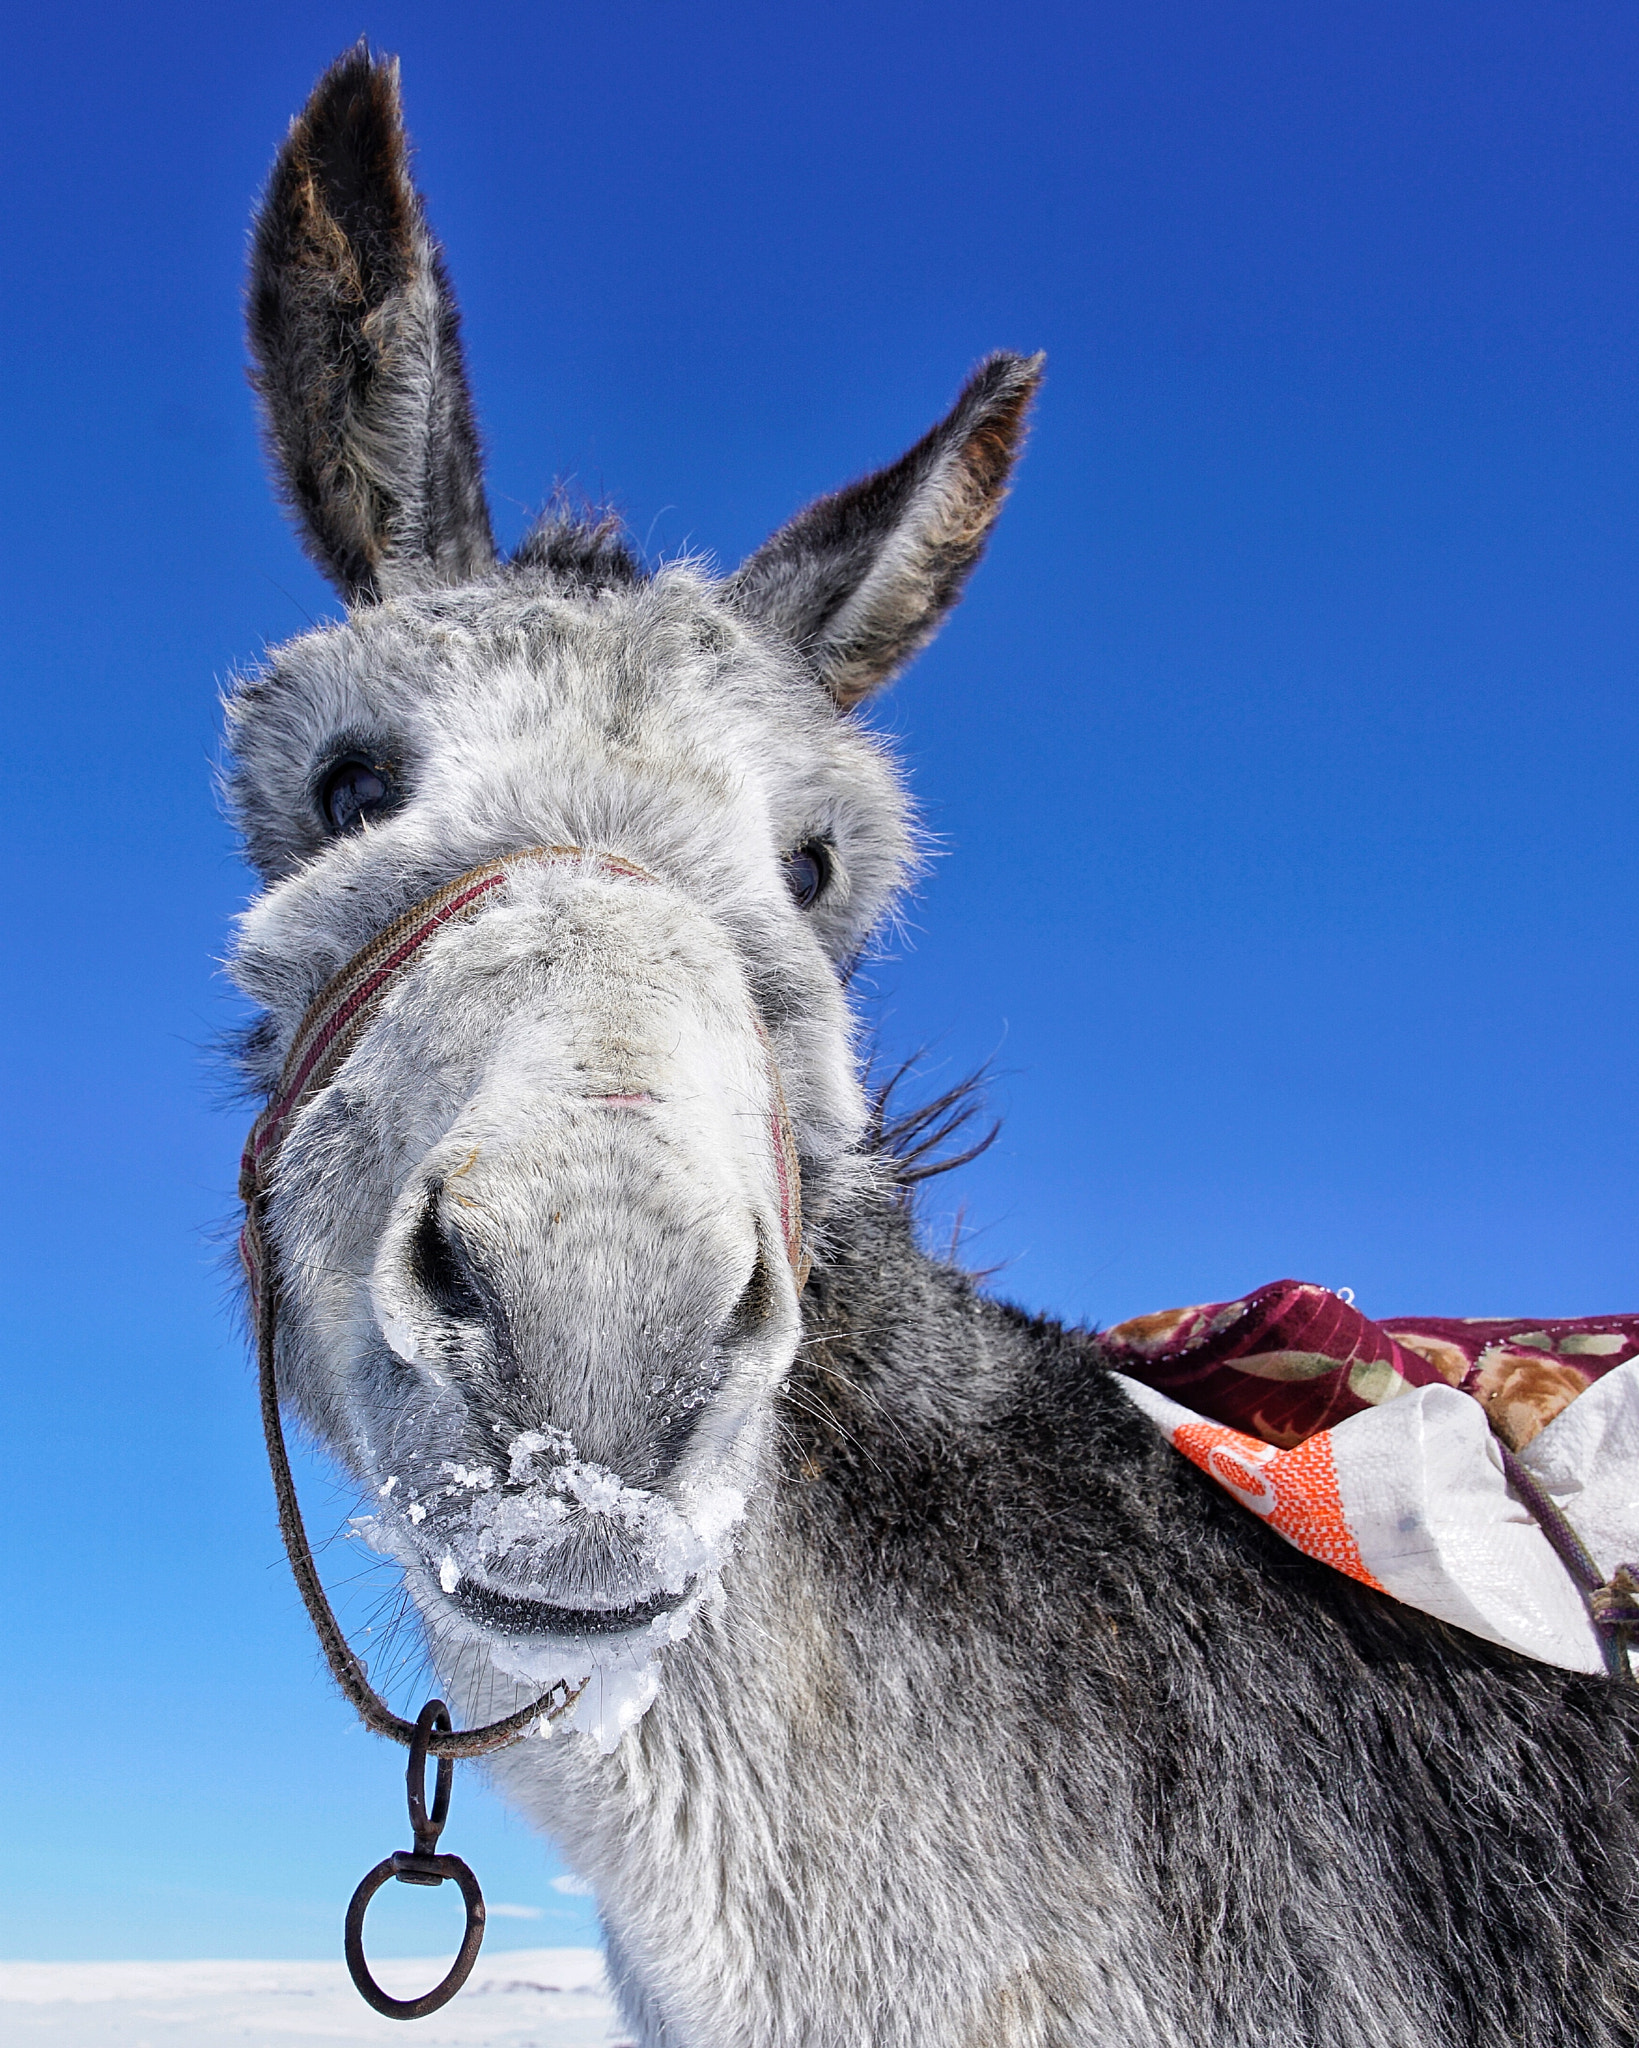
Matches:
[[0, 1948, 628, 2047]]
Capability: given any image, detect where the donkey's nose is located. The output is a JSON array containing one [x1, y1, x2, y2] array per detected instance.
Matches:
[[722, 1244, 781, 1348]]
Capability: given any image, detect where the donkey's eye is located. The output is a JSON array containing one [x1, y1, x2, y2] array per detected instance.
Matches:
[[318, 756, 394, 835], [782, 840, 832, 911]]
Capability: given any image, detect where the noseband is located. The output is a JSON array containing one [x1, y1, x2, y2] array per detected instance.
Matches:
[[238, 845, 808, 2013]]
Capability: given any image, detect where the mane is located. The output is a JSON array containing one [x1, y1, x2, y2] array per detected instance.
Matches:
[[507, 503, 648, 592], [868, 1056, 999, 1192]]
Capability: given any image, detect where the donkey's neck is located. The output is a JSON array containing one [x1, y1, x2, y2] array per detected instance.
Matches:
[[482, 1183, 1167, 2047]]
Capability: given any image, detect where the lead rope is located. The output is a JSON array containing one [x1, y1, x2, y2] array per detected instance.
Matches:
[[250, 1212, 587, 2016], [240, 846, 807, 2019], [253, 1243, 586, 1756]]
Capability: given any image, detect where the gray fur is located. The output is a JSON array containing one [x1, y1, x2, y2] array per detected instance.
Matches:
[[223, 50, 1639, 2047]]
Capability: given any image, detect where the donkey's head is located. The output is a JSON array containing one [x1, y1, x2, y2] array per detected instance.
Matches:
[[229, 48, 1038, 1690]]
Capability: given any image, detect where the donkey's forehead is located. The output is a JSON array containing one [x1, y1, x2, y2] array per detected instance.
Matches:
[[226, 562, 911, 918], [247, 569, 806, 733], [230, 567, 862, 823]]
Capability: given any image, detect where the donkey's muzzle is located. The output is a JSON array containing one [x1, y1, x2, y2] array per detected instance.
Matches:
[[375, 1105, 788, 1489]]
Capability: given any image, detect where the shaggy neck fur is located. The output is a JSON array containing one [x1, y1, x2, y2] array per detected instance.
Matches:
[[466, 1181, 1639, 2048]]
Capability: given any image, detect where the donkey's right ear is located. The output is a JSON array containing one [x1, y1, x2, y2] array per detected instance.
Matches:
[[247, 45, 495, 602]]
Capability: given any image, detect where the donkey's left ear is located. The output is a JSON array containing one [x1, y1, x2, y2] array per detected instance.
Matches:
[[727, 352, 1043, 709], [247, 45, 495, 601]]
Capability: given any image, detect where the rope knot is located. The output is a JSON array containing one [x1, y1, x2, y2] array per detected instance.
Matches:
[[1590, 1564, 1639, 1632]]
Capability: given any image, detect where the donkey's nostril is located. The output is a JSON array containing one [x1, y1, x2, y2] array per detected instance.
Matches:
[[725, 1249, 777, 1344], [409, 1191, 485, 1323]]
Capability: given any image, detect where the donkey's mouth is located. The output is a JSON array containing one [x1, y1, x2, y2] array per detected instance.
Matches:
[[448, 1576, 697, 1641]]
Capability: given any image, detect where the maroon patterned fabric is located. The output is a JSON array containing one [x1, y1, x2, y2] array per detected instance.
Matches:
[[1103, 1281, 1639, 1452]]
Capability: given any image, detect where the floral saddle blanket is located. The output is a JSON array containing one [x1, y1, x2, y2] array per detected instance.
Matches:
[[1105, 1282, 1639, 1676]]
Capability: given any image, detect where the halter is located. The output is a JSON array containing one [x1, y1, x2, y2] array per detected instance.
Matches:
[[238, 844, 808, 2012]]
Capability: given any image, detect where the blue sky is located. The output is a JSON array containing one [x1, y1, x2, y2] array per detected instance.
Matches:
[[5, 0, 1639, 1963]]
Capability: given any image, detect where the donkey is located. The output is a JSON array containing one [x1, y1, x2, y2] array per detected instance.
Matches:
[[228, 46, 1639, 2048]]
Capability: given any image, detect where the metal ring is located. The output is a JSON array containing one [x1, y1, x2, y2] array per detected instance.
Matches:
[[406, 1700, 454, 1855], [343, 1851, 487, 2021]]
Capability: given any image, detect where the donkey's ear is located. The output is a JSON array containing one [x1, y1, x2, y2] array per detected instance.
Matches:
[[247, 45, 495, 601], [727, 352, 1042, 709]]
